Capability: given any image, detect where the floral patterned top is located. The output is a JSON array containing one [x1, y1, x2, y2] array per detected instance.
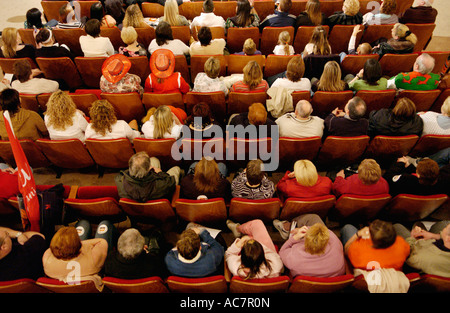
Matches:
[[100, 73, 144, 95]]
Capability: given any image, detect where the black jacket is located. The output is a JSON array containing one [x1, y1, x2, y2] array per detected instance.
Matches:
[[368, 108, 423, 137]]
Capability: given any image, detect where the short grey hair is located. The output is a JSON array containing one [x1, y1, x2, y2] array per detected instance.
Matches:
[[117, 228, 146, 259], [347, 96, 366, 120], [295, 100, 313, 118], [415, 53, 435, 75], [129, 151, 151, 179]]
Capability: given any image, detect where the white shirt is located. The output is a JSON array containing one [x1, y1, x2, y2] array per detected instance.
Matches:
[[148, 39, 190, 56], [79, 35, 115, 57], [420, 111, 450, 136], [275, 113, 324, 138], [193, 72, 229, 96], [85, 120, 141, 142], [11, 78, 59, 94], [273, 44, 295, 56], [44, 110, 89, 142], [190, 12, 226, 30], [189, 38, 226, 56], [271, 77, 311, 91], [141, 116, 183, 139]]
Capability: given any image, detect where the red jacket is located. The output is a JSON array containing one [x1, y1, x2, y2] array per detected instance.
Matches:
[[277, 171, 332, 199], [332, 174, 389, 198], [144, 72, 190, 94], [0, 171, 19, 199]]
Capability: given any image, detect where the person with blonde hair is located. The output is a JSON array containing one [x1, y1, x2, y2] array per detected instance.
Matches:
[[368, 97, 423, 137], [277, 159, 333, 199], [158, 0, 189, 26], [363, 0, 398, 25], [231, 60, 269, 92], [118, 26, 148, 57], [192, 56, 229, 95], [44, 90, 89, 142], [85, 99, 141, 142], [326, 0, 363, 28], [275, 214, 346, 277], [419, 96, 450, 136], [0, 27, 36, 60], [123, 4, 151, 28], [275, 100, 324, 137], [141, 105, 183, 139], [180, 157, 231, 200], [235, 38, 262, 55], [295, 0, 326, 27], [312, 60, 347, 92], [273, 31, 295, 56], [373, 23, 417, 57], [303, 25, 331, 57], [332, 158, 389, 198]]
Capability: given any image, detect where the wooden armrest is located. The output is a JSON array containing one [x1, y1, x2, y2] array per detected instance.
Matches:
[[68, 185, 79, 199], [224, 259, 232, 283], [171, 185, 180, 207]]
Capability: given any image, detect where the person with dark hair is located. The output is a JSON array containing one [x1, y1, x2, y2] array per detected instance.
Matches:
[[79, 18, 115, 57], [295, 0, 326, 28], [368, 97, 423, 137], [189, 26, 226, 56], [0, 88, 48, 141], [184, 102, 222, 138], [148, 21, 189, 55], [228, 102, 277, 139], [231, 159, 275, 199], [35, 28, 74, 60], [225, 0, 260, 32], [190, 0, 226, 31], [24, 8, 58, 29], [225, 219, 284, 279], [11, 59, 59, 94], [341, 219, 410, 272], [90, 1, 117, 28], [104, 0, 126, 27], [259, 0, 296, 30], [324, 96, 368, 137], [347, 59, 388, 91]]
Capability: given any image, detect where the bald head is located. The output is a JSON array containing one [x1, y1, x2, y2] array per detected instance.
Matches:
[[295, 100, 313, 119], [414, 53, 435, 75]]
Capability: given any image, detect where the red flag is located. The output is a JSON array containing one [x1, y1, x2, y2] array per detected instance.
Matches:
[[2, 111, 40, 232]]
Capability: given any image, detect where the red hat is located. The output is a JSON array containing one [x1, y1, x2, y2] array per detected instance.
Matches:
[[149, 49, 175, 79], [102, 54, 132, 84]]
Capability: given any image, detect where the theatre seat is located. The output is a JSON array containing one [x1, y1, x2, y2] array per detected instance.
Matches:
[[355, 90, 396, 117], [288, 274, 355, 293], [36, 57, 83, 90], [316, 136, 370, 169], [226, 27, 260, 54], [228, 198, 281, 223], [396, 89, 442, 112], [133, 138, 180, 170], [417, 274, 450, 293], [263, 54, 295, 78], [332, 194, 392, 223], [226, 137, 274, 170], [174, 198, 228, 226], [278, 136, 322, 170], [279, 195, 336, 221], [378, 53, 418, 77], [166, 275, 228, 293], [74, 57, 107, 89], [408, 134, 450, 157], [360, 24, 394, 47], [0, 57, 38, 74], [36, 277, 100, 293], [100, 92, 146, 123], [103, 276, 169, 293], [406, 23, 436, 52], [119, 198, 176, 225], [226, 54, 266, 75], [179, 137, 226, 163], [364, 135, 419, 166], [328, 25, 363, 56], [141, 2, 164, 17], [229, 276, 290, 293], [142, 92, 185, 112], [341, 54, 380, 76], [184, 91, 227, 125], [0, 139, 51, 169], [382, 194, 448, 222], [260, 27, 295, 56], [227, 91, 268, 115], [0, 279, 49, 293], [310, 91, 354, 119]]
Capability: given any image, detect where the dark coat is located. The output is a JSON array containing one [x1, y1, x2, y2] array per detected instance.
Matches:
[[368, 108, 423, 137]]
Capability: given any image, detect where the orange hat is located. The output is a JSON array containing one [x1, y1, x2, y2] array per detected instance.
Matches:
[[150, 49, 175, 79], [102, 54, 131, 84]]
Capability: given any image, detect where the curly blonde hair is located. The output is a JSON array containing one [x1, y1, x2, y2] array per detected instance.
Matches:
[[343, 0, 360, 16], [123, 4, 147, 28], [45, 90, 76, 130], [89, 100, 117, 136]]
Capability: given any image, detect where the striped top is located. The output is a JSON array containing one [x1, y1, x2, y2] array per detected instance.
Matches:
[[231, 171, 275, 199], [230, 80, 269, 93]]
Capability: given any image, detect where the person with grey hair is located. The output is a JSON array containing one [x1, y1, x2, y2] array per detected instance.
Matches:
[[115, 151, 181, 202], [324, 97, 369, 137], [400, 0, 438, 24], [387, 53, 440, 91], [104, 228, 169, 279], [275, 100, 324, 137]]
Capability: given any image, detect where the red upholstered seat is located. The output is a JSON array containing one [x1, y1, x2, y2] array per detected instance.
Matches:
[[36, 277, 100, 293], [288, 274, 355, 293], [279, 195, 336, 220], [103, 276, 169, 293], [166, 275, 228, 293], [174, 198, 228, 225], [0, 279, 49, 293], [228, 198, 281, 223], [229, 275, 290, 293]]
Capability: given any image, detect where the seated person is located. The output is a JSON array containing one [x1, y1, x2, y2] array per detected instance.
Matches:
[[234, 38, 262, 55], [142, 105, 184, 139], [324, 96, 368, 137], [24, 7, 58, 29], [419, 96, 450, 136], [326, 0, 363, 28], [44, 90, 89, 142], [180, 157, 231, 201], [347, 59, 388, 92], [0, 88, 49, 141], [225, 219, 284, 279], [368, 97, 423, 137], [0, 226, 47, 281], [192, 56, 229, 96], [332, 158, 389, 198], [118, 26, 148, 57], [228, 102, 277, 139], [90, 2, 117, 28], [341, 219, 410, 271], [190, 0, 226, 30], [85, 100, 141, 142], [277, 159, 333, 199], [231, 159, 275, 199], [100, 54, 144, 95], [225, 0, 260, 32], [259, 0, 296, 30], [34, 28, 74, 60], [230, 60, 269, 93], [275, 100, 324, 138], [276, 214, 346, 277], [273, 31, 295, 56], [104, 228, 169, 279], [115, 151, 180, 202], [373, 23, 417, 57], [11, 59, 59, 94], [184, 102, 222, 139], [387, 53, 440, 91], [271, 55, 311, 91], [42, 221, 112, 291], [383, 157, 448, 196], [393, 221, 450, 277], [148, 21, 190, 56], [79, 18, 114, 57], [362, 0, 398, 25], [340, 25, 373, 62], [57, 2, 84, 29], [0, 27, 36, 61], [399, 0, 438, 24], [295, 0, 326, 28], [189, 26, 226, 56], [144, 49, 190, 94], [157, 0, 189, 27], [165, 226, 224, 277], [311, 61, 348, 93], [302, 26, 332, 57], [123, 3, 152, 28]]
